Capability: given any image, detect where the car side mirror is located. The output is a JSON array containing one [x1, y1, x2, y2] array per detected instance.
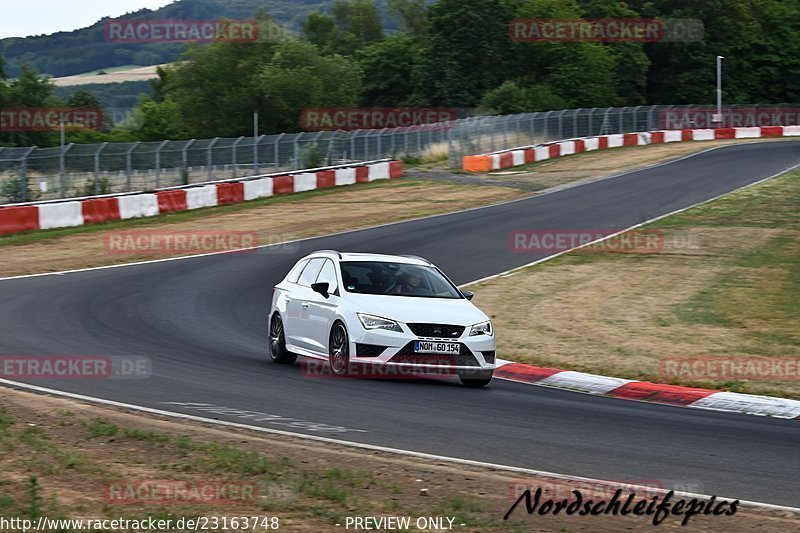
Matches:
[[311, 282, 330, 297], [462, 290, 474, 301]]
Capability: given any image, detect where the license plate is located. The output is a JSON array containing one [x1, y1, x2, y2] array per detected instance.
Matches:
[[414, 341, 460, 354]]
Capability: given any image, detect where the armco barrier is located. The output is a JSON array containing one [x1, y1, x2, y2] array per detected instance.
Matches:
[[0, 159, 402, 236], [462, 126, 797, 172]]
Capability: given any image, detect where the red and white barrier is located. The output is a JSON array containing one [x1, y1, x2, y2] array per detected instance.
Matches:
[[495, 360, 800, 419], [0, 160, 403, 236], [186, 185, 217, 210], [463, 126, 799, 172], [334, 167, 356, 186], [243, 178, 272, 201], [118, 194, 159, 219], [292, 173, 317, 193], [368, 161, 390, 181], [39, 201, 83, 230]]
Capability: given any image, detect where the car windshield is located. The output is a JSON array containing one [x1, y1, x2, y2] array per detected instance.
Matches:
[[340, 261, 462, 299]]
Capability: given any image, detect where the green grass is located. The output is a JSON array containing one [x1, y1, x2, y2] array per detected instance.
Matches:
[[87, 419, 119, 438], [122, 428, 170, 443]]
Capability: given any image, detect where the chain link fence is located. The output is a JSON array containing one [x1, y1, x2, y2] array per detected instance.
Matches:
[[445, 103, 800, 168], [2, 104, 798, 203]]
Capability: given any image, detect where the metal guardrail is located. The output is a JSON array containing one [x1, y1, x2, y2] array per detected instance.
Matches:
[[2, 104, 798, 203], [1, 159, 395, 208]]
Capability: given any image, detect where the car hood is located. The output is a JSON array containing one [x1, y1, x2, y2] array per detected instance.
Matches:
[[343, 293, 489, 326]]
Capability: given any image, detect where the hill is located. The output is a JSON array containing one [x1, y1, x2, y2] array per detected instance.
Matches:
[[0, 0, 353, 77]]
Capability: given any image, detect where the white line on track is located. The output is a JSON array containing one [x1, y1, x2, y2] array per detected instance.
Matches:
[[1, 377, 798, 514]]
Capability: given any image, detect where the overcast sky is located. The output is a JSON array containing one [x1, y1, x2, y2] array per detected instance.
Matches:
[[1, 0, 174, 38]]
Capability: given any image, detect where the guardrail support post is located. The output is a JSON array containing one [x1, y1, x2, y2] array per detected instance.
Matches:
[[253, 135, 264, 174], [18, 147, 35, 202], [231, 136, 244, 178], [207, 137, 219, 180], [60, 143, 74, 198], [125, 142, 140, 192], [94, 142, 108, 194], [155, 140, 168, 188], [181, 139, 196, 185], [273, 133, 284, 170]]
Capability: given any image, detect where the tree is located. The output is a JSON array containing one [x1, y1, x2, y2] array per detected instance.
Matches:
[[577, 0, 650, 105], [479, 81, 567, 114], [66, 90, 102, 109], [1, 65, 59, 147], [387, 0, 428, 40], [142, 38, 281, 138], [642, 0, 764, 104], [258, 40, 362, 131], [412, 0, 515, 107], [133, 98, 190, 141], [304, 0, 384, 56], [357, 35, 420, 106], [333, 0, 384, 45], [507, 0, 621, 107], [303, 12, 337, 53]]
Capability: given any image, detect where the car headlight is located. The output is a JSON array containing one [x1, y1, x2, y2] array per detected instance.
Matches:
[[357, 313, 403, 332], [469, 320, 493, 337]]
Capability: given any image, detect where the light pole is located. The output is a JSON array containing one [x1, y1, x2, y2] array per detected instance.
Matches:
[[715, 55, 724, 127]]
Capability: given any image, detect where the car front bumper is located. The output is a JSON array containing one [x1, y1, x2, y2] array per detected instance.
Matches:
[[349, 324, 496, 372]]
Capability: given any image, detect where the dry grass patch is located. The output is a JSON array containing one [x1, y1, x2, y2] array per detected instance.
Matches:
[[0, 180, 527, 278], [0, 388, 795, 532], [473, 170, 800, 398]]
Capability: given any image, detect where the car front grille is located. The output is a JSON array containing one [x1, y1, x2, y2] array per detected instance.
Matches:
[[407, 323, 465, 339]]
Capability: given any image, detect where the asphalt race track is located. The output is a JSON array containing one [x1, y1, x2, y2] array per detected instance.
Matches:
[[1, 141, 799, 506]]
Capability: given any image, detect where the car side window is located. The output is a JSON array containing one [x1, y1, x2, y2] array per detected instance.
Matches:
[[315, 259, 339, 295], [297, 258, 325, 287], [286, 259, 309, 284]]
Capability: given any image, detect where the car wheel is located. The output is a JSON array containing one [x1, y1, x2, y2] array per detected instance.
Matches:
[[458, 370, 493, 388], [269, 314, 297, 364], [328, 321, 350, 376]]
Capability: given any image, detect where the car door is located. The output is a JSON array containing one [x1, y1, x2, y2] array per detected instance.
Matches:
[[304, 259, 340, 355], [285, 258, 325, 352]]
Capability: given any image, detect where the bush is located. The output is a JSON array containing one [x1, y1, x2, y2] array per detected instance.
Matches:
[[82, 176, 112, 196], [300, 144, 324, 168], [0, 169, 40, 203]]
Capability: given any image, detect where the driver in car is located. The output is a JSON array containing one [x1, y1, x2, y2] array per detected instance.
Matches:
[[394, 271, 423, 294]]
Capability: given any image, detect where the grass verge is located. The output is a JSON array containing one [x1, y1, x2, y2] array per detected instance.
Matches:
[[0, 388, 794, 531], [473, 169, 800, 399]]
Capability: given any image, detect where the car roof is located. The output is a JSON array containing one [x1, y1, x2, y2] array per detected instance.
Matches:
[[305, 250, 431, 266]]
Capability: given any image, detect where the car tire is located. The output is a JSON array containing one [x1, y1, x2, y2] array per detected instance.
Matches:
[[458, 370, 493, 388], [328, 321, 350, 376], [268, 313, 297, 364]]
